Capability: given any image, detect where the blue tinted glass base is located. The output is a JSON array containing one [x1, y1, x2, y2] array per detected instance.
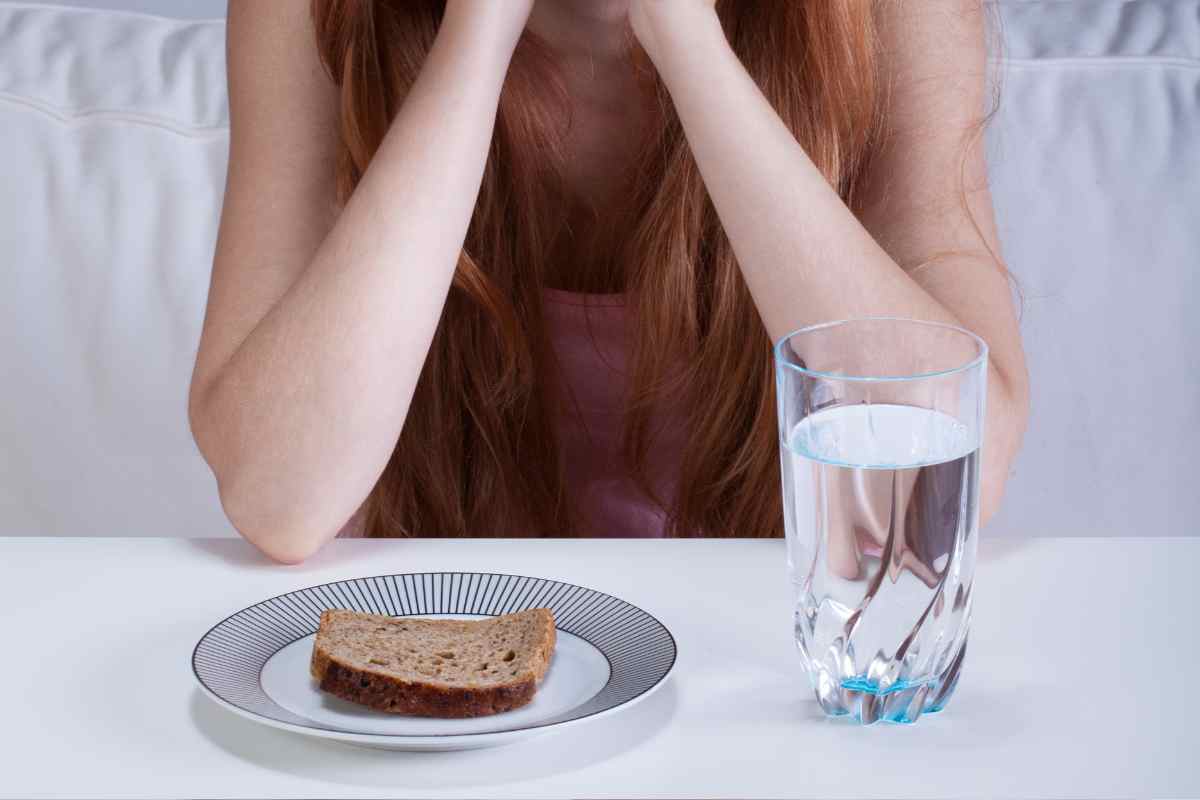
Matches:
[[810, 642, 967, 725]]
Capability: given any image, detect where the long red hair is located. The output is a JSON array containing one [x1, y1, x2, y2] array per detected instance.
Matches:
[[310, 0, 882, 537]]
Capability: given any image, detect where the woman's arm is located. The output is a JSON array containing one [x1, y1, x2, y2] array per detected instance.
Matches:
[[189, 1, 532, 563], [631, 0, 1029, 522]]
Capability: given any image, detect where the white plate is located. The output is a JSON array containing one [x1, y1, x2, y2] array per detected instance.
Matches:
[[192, 573, 677, 751]]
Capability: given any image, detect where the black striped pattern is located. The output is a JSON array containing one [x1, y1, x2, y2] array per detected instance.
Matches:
[[192, 573, 676, 737]]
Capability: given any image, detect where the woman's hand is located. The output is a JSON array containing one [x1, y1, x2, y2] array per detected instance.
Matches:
[[628, 0, 719, 62]]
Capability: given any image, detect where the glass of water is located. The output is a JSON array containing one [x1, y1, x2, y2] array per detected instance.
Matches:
[[775, 318, 987, 724]]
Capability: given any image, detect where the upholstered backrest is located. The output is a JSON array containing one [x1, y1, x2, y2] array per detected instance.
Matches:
[[0, 1, 1196, 537]]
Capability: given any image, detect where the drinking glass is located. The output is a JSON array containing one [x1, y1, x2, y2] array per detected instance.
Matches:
[[775, 318, 987, 724]]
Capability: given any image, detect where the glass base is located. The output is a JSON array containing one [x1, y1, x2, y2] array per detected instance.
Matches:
[[810, 642, 966, 725]]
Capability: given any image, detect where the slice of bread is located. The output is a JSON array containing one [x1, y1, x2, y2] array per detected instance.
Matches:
[[309, 608, 557, 717]]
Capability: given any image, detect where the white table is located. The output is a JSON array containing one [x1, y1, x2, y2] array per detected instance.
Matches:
[[1, 536, 1196, 799]]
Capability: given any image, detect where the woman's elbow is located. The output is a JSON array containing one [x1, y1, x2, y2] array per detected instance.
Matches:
[[217, 478, 330, 565], [248, 536, 319, 566], [187, 371, 230, 475], [192, 392, 341, 564], [980, 374, 1031, 525]]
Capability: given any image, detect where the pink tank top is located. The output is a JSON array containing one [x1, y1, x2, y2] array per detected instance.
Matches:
[[340, 289, 684, 538], [543, 288, 684, 537]]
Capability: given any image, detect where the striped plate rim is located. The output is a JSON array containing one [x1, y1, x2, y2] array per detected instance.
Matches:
[[191, 572, 677, 739]]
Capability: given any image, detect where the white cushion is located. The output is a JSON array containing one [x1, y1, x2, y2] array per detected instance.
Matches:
[[986, 0, 1200, 538], [0, 1, 1196, 538], [0, 3, 231, 536]]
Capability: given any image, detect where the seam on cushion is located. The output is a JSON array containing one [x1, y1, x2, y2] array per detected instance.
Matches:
[[0, 91, 228, 138], [0, 1, 226, 24], [999, 56, 1200, 71]]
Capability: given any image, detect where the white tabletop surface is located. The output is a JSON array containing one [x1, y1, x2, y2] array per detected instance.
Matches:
[[0, 536, 1196, 799]]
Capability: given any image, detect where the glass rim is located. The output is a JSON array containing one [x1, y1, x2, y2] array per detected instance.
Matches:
[[773, 317, 989, 383]]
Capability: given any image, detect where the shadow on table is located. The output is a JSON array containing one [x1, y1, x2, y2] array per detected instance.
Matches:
[[700, 666, 1031, 746], [183, 535, 1037, 572], [979, 536, 1038, 564], [184, 538, 272, 568], [189, 679, 680, 789], [785, 683, 1034, 743], [183, 538, 348, 570]]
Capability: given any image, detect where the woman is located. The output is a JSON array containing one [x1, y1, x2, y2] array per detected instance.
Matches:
[[189, 0, 1029, 563]]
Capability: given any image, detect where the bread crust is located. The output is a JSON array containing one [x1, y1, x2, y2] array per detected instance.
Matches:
[[309, 609, 557, 718]]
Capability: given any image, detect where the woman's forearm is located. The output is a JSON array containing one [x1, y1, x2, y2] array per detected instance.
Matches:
[[637, 9, 956, 340], [636, 7, 1025, 520], [192, 8, 526, 561]]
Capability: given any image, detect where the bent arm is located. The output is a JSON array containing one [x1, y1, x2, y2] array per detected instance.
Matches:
[[635, 1, 1029, 522], [189, 2, 530, 562]]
